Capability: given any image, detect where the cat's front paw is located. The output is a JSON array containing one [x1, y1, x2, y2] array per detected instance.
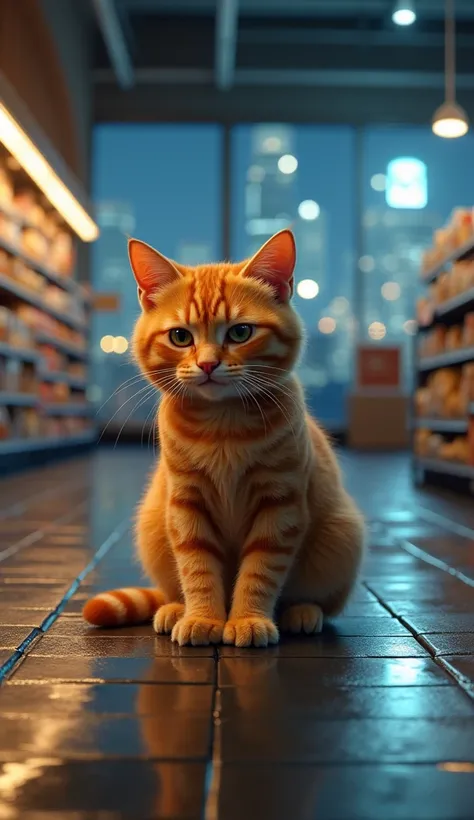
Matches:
[[153, 603, 185, 635], [223, 616, 279, 648], [171, 615, 225, 646]]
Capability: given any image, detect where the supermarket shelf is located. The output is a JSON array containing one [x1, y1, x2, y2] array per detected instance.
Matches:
[[0, 343, 40, 363], [0, 233, 85, 298], [0, 429, 96, 455], [414, 418, 469, 433], [36, 332, 88, 361], [40, 371, 87, 389], [416, 457, 474, 479], [43, 402, 91, 416], [436, 286, 474, 320], [0, 392, 37, 406], [418, 346, 474, 371], [0, 273, 87, 333], [421, 235, 474, 284]]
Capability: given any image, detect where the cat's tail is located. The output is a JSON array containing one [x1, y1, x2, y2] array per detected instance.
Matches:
[[83, 588, 165, 627]]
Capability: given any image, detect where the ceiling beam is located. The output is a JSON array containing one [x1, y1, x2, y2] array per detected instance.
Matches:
[[94, 66, 474, 91], [215, 0, 239, 90], [92, 0, 134, 89]]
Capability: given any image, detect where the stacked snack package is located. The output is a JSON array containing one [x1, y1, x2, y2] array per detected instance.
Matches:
[[421, 208, 474, 276]]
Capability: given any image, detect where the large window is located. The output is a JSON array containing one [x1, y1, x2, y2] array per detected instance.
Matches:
[[231, 125, 356, 429], [91, 124, 223, 430], [91, 121, 474, 434], [361, 127, 474, 386]]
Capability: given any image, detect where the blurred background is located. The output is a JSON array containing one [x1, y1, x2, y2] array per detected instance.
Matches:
[[1, 0, 474, 495]]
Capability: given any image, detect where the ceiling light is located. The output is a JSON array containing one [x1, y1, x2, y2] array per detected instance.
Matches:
[[392, 0, 416, 25], [432, 101, 469, 138], [0, 103, 99, 241], [277, 154, 298, 175], [432, 0, 469, 139]]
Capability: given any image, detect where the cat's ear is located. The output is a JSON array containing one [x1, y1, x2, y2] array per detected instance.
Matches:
[[128, 239, 181, 309], [242, 229, 296, 302]]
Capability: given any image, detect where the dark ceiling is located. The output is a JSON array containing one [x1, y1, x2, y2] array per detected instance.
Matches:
[[90, 0, 474, 125]]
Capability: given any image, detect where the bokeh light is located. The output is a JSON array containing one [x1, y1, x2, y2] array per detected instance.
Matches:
[[368, 321, 387, 341], [297, 279, 320, 299], [318, 317, 336, 334]]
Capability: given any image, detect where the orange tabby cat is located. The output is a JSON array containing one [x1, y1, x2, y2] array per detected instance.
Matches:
[[83, 230, 365, 647]]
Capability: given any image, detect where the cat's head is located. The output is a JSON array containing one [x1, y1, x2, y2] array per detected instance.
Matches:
[[129, 230, 303, 402]]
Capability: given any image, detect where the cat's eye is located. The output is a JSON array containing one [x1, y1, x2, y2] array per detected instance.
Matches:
[[226, 324, 253, 344], [169, 328, 193, 347]]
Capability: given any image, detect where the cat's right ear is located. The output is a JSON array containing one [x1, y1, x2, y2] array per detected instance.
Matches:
[[128, 239, 181, 310]]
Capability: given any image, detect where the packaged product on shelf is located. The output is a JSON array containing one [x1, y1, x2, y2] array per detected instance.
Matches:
[[451, 208, 474, 247], [43, 284, 70, 315], [19, 363, 37, 395], [4, 358, 20, 392], [0, 407, 10, 440], [13, 190, 37, 224], [445, 326, 463, 351], [432, 368, 462, 417], [13, 259, 45, 293], [462, 313, 474, 347], [50, 230, 74, 276], [0, 166, 14, 210], [462, 363, 474, 401], [22, 227, 48, 262], [416, 297, 433, 327], [439, 435, 469, 463], [415, 386, 431, 417], [0, 211, 20, 245], [9, 315, 33, 350], [0, 307, 10, 342], [0, 248, 12, 277]]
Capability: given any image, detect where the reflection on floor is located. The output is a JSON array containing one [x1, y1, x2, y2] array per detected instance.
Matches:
[[0, 447, 474, 819]]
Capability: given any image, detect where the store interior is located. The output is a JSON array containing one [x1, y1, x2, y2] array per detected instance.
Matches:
[[1, 2, 474, 816], [0, 0, 473, 492]]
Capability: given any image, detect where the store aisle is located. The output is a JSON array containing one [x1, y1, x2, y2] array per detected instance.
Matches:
[[1, 448, 474, 819]]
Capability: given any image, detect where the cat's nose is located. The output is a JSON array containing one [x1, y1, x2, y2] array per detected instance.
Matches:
[[198, 360, 220, 375]]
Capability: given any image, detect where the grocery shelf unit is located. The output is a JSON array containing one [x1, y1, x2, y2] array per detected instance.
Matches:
[[414, 237, 474, 495], [0, 75, 98, 465]]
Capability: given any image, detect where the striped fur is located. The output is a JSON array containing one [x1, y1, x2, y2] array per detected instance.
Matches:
[[83, 588, 165, 626], [83, 231, 365, 645]]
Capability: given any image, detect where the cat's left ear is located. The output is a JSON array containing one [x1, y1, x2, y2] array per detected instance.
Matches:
[[242, 229, 296, 302], [128, 239, 182, 309]]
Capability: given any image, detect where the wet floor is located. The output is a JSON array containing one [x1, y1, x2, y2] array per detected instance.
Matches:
[[0, 447, 473, 819]]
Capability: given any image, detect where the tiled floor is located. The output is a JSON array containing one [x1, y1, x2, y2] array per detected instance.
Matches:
[[0, 448, 474, 819]]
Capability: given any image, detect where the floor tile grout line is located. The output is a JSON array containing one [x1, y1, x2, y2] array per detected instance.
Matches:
[[0, 519, 130, 684], [401, 539, 474, 589], [0, 499, 90, 563], [364, 581, 474, 704], [418, 505, 474, 540], [204, 647, 221, 820]]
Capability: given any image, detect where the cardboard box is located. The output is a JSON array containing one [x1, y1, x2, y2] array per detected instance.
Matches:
[[348, 392, 409, 449]]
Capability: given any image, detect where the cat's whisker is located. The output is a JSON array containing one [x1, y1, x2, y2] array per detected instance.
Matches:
[[97, 367, 177, 414], [241, 376, 297, 443], [142, 399, 159, 449], [239, 379, 269, 434], [113, 386, 157, 449], [98, 382, 158, 443]]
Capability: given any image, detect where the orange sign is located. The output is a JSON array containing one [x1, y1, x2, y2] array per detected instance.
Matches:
[[357, 345, 401, 389], [92, 292, 121, 312]]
